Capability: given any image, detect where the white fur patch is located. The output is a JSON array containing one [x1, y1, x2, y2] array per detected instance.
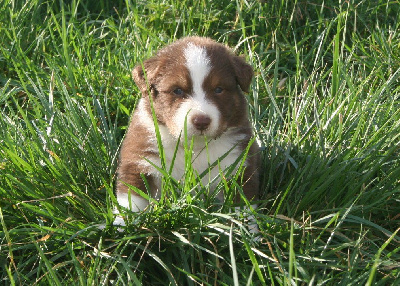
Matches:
[[157, 127, 247, 195], [113, 193, 149, 229], [184, 43, 211, 86], [117, 192, 149, 212]]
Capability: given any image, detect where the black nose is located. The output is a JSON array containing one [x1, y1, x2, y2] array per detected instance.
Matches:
[[191, 114, 211, 131]]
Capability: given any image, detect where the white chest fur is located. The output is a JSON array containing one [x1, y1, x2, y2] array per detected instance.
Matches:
[[136, 99, 247, 193], [145, 124, 247, 198], [164, 127, 245, 181]]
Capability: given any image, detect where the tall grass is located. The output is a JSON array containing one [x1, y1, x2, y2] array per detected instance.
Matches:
[[1, 0, 399, 284]]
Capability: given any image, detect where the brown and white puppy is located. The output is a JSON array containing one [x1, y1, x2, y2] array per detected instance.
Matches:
[[115, 37, 259, 229]]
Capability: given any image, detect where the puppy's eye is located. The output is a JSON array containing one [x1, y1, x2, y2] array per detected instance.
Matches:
[[214, 87, 223, 94], [173, 88, 184, 96]]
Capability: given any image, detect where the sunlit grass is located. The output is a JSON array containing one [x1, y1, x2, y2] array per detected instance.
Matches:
[[1, 0, 399, 284]]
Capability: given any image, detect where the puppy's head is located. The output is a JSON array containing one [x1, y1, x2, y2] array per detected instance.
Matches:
[[133, 37, 253, 139]]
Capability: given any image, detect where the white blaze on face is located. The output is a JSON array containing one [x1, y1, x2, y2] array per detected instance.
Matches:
[[171, 43, 221, 138], [184, 43, 210, 96]]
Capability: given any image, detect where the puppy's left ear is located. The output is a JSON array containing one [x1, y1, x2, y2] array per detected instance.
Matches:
[[232, 55, 253, 93]]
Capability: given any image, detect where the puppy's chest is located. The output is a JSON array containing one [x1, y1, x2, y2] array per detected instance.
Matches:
[[146, 132, 246, 186]]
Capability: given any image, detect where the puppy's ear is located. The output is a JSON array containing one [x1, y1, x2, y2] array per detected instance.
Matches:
[[232, 55, 253, 93], [132, 57, 160, 94]]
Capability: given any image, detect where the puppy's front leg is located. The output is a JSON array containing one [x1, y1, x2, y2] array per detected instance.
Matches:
[[114, 166, 151, 226]]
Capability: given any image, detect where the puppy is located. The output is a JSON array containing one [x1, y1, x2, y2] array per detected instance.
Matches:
[[115, 37, 259, 230]]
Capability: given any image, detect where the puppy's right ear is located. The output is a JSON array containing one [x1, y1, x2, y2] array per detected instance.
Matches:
[[132, 57, 160, 94]]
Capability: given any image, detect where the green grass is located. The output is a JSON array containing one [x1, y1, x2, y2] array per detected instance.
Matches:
[[1, 0, 399, 284]]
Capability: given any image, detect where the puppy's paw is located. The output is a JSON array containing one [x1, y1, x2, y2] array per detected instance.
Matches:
[[112, 209, 127, 232]]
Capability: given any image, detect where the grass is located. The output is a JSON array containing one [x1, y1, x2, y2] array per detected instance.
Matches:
[[1, 0, 399, 284]]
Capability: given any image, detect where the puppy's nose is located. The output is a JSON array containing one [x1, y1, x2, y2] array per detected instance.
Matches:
[[191, 114, 211, 131]]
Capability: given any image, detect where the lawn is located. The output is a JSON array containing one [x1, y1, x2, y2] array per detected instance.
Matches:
[[1, 0, 399, 284]]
